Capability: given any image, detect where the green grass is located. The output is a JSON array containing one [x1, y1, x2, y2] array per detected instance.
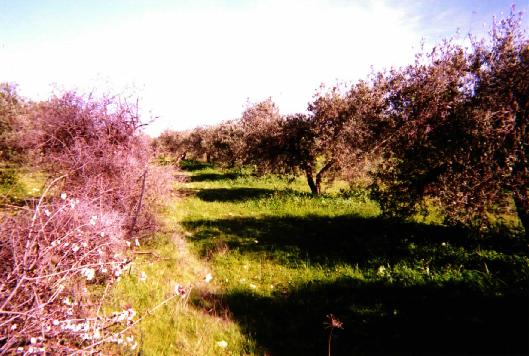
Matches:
[[111, 162, 529, 355], [101, 208, 259, 355], [0, 166, 46, 203], [0, 166, 47, 221]]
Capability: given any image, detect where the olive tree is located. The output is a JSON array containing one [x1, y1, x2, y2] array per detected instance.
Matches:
[[205, 120, 245, 167], [240, 92, 355, 195], [368, 12, 529, 236]]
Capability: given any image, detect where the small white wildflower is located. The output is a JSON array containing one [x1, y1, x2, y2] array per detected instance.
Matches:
[[139, 271, 147, 282], [125, 241, 131, 247], [44, 209, 51, 217], [126, 336, 134, 343], [28, 347, 34, 353], [205, 273, 213, 283], [216, 340, 228, 348], [60, 192, 67, 200], [17, 347, 24, 352], [127, 308, 136, 321], [81, 268, 95, 281], [70, 199, 76, 208], [130, 342, 138, 350], [249, 283, 257, 289], [30, 337, 37, 344], [174, 283, 187, 297], [441, 242, 447, 247], [254, 239, 259, 243], [52, 320, 60, 326], [72, 244, 80, 253], [63, 297, 72, 305], [135, 238, 140, 247], [82, 242, 88, 248], [10, 323, 17, 330], [64, 242, 70, 248], [89, 215, 97, 226], [101, 267, 108, 273], [100, 231, 105, 237], [38, 347, 46, 353]]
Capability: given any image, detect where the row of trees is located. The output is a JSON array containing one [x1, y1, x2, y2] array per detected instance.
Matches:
[[156, 13, 528, 237]]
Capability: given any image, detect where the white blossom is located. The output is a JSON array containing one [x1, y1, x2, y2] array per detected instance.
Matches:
[[216, 340, 228, 348], [81, 268, 95, 281], [205, 273, 213, 283]]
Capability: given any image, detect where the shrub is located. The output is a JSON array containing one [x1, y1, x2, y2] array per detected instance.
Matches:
[[0, 91, 173, 353]]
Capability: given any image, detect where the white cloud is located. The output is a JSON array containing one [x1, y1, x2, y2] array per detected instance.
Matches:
[[0, 0, 422, 136]]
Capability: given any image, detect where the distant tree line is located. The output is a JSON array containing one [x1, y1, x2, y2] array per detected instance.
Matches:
[[154, 13, 528, 237]]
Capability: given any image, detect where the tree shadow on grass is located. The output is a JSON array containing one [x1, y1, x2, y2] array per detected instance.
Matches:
[[197, 277, 528, 355], [183, 215, 529, 275], [190, 172, 241, 182], [196, 188, 276, 202], [179, 160, 212, 171]]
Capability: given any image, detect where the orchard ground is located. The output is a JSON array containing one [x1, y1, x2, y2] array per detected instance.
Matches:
[[106, 161, 528, 355]]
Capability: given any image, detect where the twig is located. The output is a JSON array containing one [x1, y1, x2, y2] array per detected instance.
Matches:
[[96, 282, 112, 317], [129, 170, 147, 237]]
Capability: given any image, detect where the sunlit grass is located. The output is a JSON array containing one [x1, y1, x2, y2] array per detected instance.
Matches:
[[109, 163, 528, 355], [0, 166, 47, 202], [102, 205, 259, 355]]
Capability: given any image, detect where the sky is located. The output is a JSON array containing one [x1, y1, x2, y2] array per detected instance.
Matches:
[[0, 0, 528, 136]]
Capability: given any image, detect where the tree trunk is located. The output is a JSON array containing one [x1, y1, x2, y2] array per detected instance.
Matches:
[[513, 108, 528, 238], [314, 161, 335, 196], [305, 168, 318, 195], [513, 189, 529, 239]]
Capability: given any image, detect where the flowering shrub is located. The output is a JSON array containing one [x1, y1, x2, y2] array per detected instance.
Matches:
[[0, 191, 133, 352], [0, 92, 173, 353]]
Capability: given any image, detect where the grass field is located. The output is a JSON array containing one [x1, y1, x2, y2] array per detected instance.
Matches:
[[106, 162, 528, 355]]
